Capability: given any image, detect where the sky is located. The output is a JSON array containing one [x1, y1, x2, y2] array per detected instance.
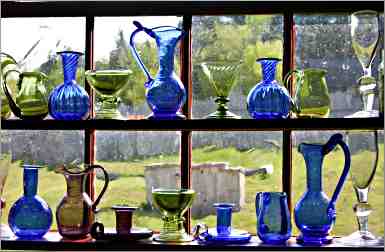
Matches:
[[1, 16, 181, 66]]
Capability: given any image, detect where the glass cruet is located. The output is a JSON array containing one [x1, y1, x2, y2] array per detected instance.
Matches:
[[129, 21, 186, 120], [55, 164, 109, 239], [294, 133, 351, 246]]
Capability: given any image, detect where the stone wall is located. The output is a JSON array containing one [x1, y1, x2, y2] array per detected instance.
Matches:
[[144, 162, 245, 218]]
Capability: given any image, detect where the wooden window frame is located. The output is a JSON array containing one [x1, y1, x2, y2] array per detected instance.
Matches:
[[1, 1, 384, 251]]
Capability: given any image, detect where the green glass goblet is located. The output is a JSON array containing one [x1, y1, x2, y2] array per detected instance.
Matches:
[[152, 188, 195, 243], [200, 61, 242, 119], [85, 70, 132, 119]]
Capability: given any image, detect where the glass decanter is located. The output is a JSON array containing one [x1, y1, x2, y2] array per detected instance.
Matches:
[[347, 10, 380, 118], [56, 164, 109, 239], [294, 133, 351, 246], [130, 21, 186, 120], [48, 51, 90, 120], [246, 58, 292, 119], [8, 165, 52, 239]]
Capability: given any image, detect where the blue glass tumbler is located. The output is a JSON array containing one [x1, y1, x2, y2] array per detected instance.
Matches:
[[256, 192, 291, 244], [8, 165, 52, 239], [214, 203, 235, 236]]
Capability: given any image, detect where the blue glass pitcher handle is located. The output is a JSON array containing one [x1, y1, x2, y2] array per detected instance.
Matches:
[[129, 21, 155, 87], [322, 133, 351, 220]]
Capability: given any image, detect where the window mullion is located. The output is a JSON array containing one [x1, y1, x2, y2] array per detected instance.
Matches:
[[282, 12, 296, 211]]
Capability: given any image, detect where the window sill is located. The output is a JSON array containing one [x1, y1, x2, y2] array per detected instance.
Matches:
[[1, 231, 383, 251], [1, 117, 383, 131]]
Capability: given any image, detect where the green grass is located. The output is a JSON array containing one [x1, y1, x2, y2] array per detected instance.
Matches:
[[1, 145, 383, 237]]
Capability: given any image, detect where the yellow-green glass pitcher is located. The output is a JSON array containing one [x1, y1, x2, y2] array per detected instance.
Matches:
[[284, 68, 331, 118], [2, 69, 48, 119]]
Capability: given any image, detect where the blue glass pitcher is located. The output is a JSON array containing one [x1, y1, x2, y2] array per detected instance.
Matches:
[[256, 192, 291, 244], [129, 21, 186, 120], [294, 133, 351, 245]]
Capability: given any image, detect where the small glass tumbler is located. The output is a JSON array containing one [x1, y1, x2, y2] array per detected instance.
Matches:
[[213, 203, 235, 236], [256, 192, 291, 244], [111, 205, 137, 235]]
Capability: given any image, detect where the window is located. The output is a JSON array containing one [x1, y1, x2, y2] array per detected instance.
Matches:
[[1, 1, 383, 251]]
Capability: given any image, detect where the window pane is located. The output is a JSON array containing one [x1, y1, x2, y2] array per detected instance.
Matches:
[[191, 131, 282, 234], [1, 17, 86, 120], [192, 15, 284, 119], [294, 13, 384, 118], [94, 17, 182, 119], [1, 130, 85, 230], [292, 130, 384, 236], [95, 131, 180, 231]]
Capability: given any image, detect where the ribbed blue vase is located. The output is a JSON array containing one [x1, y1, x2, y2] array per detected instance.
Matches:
[[246, 58, 292, 119], [8, 165, 52, 239], [48, 51, 90, 120]]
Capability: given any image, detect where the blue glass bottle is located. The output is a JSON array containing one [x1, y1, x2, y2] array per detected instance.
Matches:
[[48, 51, 90, 120], [246, 58, 292, 119], [129, 21, 186, 120], [256, 192, 291, 244], [8, 165, 52, 239], [294, 133, 351, 245]]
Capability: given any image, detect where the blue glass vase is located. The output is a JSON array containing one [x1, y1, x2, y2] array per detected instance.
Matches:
[[8, 165, 52, 239], [256, 192, 291, 244], [48, 51, 90, 120], [246, 58, 292, 119], [294, 133, 351, 245], [129, 21, 186, 120]]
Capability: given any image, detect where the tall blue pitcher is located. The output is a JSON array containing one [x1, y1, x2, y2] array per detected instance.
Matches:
[[294, 133, 351, 245], [129, 21, 186, 120]]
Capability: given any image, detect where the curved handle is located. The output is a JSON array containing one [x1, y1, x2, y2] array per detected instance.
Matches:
[[322, 133, 351, 220], [255, 192, 262, 218], [3, 69, 22, 118], [283, 69, 302, 114], [90, 222, 105, 240], [129, 21, 154, 87], [86, 164, 110, 212]]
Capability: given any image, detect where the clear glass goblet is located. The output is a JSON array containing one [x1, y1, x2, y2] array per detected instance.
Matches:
[[347, 10, 380, 118], [341, 130, 383, 246], [200, 61, 242, 119]]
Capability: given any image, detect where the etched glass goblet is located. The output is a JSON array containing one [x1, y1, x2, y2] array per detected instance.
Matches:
[[200, 61, 242, 119]]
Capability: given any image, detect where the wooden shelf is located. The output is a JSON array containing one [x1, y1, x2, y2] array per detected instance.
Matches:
[[1, 117, 383, 131], [0, 232, 382, 251]]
